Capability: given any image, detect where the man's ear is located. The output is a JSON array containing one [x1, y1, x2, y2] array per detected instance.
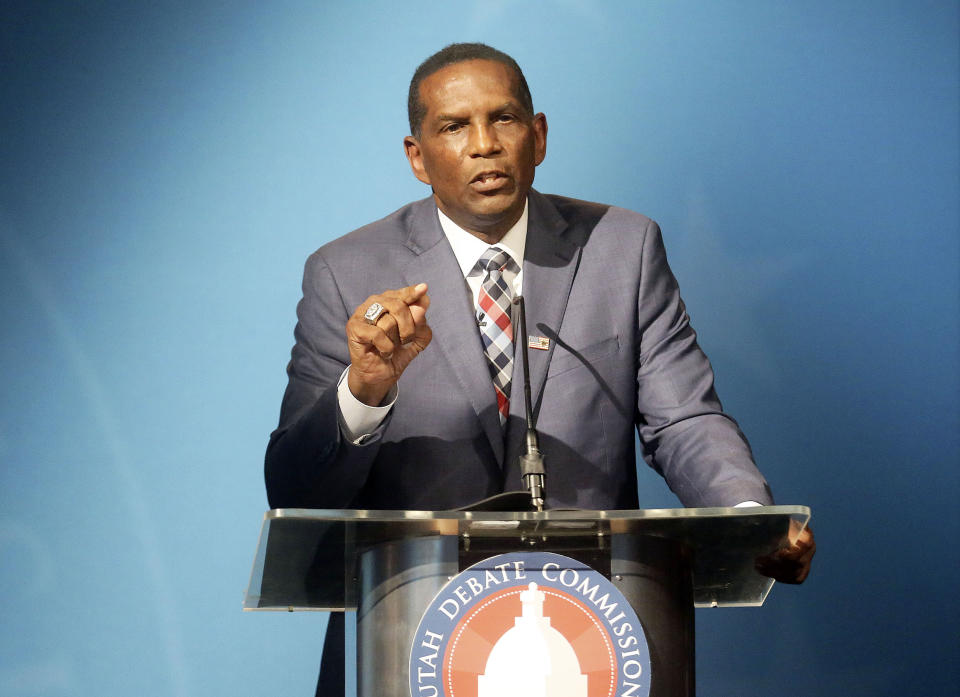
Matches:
[[403, 136, 432, 185], [532, 113, 548, 167]]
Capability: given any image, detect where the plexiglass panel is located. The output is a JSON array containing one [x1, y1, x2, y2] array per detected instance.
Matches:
[[243, 506, 810, 611]]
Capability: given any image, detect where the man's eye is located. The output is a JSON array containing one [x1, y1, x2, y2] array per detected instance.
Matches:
[[496, 114, 516, 123], [443, 123, 463, 133]]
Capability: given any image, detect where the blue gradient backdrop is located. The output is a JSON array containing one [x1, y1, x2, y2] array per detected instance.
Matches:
[[2, 2, 957, 695]]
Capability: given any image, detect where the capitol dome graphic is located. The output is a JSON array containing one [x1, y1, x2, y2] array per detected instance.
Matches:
[[477, 582, 588, 697]]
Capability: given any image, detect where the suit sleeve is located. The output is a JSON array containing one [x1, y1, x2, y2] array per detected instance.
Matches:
[[634, 221, 774, 507], [264, 252, 389, 508]]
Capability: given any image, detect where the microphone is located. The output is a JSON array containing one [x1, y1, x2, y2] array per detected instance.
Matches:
[[513, 296, 546, 511]]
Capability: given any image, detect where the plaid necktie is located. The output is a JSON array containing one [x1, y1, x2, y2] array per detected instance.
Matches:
[[474, 247, 516, 426]]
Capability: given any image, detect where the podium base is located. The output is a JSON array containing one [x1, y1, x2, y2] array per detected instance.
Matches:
[[356, 533, 693, 697]]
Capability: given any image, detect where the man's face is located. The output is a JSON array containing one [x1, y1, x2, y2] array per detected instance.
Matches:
[[404, 59, 547, 242]]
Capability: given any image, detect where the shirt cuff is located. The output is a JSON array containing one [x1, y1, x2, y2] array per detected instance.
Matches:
[[734, 501, 763, 507], [337, 366, 397, 444]]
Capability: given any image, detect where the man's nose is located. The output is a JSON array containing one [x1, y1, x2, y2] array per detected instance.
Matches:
[[469, 122, 501, 157]]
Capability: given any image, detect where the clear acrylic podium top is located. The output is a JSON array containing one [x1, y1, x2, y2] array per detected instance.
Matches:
[[244, 505, 809, 611]]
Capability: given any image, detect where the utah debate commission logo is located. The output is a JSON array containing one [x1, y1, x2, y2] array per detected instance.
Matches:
[[409, 551, 650, 697]]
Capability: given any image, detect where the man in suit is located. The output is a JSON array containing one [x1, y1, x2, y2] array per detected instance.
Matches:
[[265, 42, 814, 692]]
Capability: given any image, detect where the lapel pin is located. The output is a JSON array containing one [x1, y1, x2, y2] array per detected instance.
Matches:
[[528, 336, 550, 350]]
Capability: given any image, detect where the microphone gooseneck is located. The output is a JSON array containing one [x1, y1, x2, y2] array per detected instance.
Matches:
[[514, 296, 546, 511]]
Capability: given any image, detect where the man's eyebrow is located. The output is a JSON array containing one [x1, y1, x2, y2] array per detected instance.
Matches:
[[434, 102, 523, 122]]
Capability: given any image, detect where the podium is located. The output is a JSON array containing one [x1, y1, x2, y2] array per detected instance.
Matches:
[[244, 506, 809, 697]]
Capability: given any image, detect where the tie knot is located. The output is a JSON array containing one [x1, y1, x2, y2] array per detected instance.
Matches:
[[476, 247, 513, 275]]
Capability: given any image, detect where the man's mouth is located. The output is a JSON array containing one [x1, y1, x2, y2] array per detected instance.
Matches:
[[470, 171, 509, 192]]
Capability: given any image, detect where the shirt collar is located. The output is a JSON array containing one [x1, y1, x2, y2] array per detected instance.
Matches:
[[436, 200, 528, 279]]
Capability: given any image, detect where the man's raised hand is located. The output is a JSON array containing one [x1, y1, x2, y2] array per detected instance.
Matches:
[[346, 283, 432, 406]]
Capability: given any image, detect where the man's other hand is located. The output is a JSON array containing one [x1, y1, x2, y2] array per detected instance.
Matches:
[[346, 283, 432, 406], [755, 522, 816, 584]]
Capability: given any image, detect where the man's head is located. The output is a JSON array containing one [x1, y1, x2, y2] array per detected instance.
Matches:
[[403, 44, 547, 242], [407, 43, 533, 139]]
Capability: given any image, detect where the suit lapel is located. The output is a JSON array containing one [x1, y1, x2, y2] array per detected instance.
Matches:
[[400, 199, 505, 465], [508, 191, 581, 436]]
